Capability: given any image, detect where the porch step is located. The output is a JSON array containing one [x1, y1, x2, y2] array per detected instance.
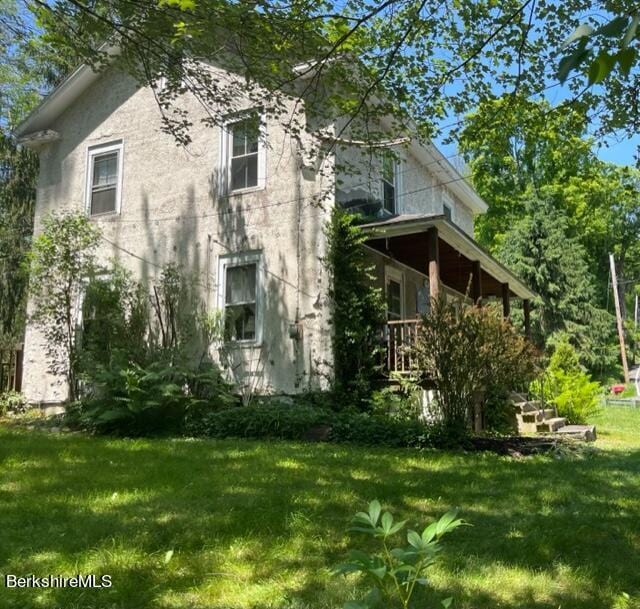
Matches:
[[510, 392, 529, 403], [514, 400, 542, 414], [536, 417, 567, 432], [554, 424, 597, 442], [517, 409, 556, 424]]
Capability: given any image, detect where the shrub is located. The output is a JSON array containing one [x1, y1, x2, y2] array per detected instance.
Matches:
[[28, 212, 101, 401], [551, 372, 602, 424], [74, 360, 235, 436], [482, 387, 518, 434], [414, 297, 539, 437], [329, 412, 442, 448], [187, 401, 451, 449], [537, 341, 602, 424], [368, 377, 422, 421], [77, 264, 150, 379], [185, 402, 331, 439], [0, 391, 27, 415]]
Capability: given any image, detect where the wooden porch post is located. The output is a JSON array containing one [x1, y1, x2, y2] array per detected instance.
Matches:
[[501, 283, 511, 319], [523, 299, 531, 338], [471, 260, 482, 305], [426, 227, 440, 300]]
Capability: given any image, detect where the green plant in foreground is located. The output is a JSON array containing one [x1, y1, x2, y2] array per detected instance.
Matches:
[[335, 500, 466, 609], [0, 390, 27, 415]]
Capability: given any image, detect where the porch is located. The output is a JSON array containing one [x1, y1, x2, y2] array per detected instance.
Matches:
[[359, 214, 536, 375]]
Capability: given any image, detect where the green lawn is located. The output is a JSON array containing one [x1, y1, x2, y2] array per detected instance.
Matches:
[[1, 408, 639, 609]]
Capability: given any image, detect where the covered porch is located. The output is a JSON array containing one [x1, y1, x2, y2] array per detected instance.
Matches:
[[359, 214, 536, 375]]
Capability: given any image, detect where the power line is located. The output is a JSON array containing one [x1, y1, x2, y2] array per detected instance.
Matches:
[[33, 148, 471, 225]]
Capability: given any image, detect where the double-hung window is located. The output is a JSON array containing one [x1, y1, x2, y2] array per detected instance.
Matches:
[[381, 152, 397, 214], [223, 112, 265, 194], [218, 252, 263, 343], [86, 141, 123, 216]]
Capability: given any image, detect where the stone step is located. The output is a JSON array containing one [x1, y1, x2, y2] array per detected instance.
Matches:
[[510, 391, 528, 403], [515, 400, 542, 414], [517, 409, 557, 424], [536, 417, 567, 432], [517, 421, 539, 434], [554, 424, 597, 442]]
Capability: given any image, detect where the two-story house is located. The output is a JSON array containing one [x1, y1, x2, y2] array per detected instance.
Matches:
[[15, 59, 535, 407]]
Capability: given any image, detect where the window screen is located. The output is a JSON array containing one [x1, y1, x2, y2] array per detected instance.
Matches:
[[382, 153, 396, 214], [230, 116, 260, 191], [91, 151, 119, 215], [224, 263, 257, 341]]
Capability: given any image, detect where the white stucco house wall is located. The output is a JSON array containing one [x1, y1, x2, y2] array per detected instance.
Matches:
[[15, 59, 535, 406]]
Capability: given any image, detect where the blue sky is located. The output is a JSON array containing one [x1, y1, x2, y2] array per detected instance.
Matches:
[[596, 134, 639, 165]]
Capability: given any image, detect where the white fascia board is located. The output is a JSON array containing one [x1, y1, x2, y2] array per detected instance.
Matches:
[[14, 44, 120, 138]]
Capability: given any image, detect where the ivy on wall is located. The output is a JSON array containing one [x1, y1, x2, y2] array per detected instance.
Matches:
[[325, 207, 386, 407]]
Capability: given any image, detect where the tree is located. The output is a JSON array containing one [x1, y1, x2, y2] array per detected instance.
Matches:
[[498, 194, 616, 373], [459, 96, 597, 251], [13, 0, 633, 150], [0, 133, 37, 347], [28, 212, 101, 402], [557, 11, 640, 141], [460, 96, 640, 317], [0, 0, 76, 346]]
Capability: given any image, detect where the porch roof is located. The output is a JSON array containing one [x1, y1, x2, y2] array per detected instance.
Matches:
[[359, 213, 536, 300]]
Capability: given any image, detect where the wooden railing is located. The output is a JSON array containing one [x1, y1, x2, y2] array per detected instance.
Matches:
[[0, 345, 23, 393], [385, 319, 420, 375]]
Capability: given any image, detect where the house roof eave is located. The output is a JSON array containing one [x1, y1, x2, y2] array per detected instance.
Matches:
[[359, 214, 536, 300], [14, 44, 119, 139]]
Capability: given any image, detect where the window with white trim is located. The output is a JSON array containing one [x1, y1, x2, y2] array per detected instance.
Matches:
[[381, 152, 397, 214], [223, 112, 265, 193], [86, 141, 123, 216], [218, 252, 263, 343]]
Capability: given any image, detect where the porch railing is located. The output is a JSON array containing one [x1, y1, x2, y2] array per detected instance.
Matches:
[[0, 345, 23, 393], [385, 319, 420, 375]]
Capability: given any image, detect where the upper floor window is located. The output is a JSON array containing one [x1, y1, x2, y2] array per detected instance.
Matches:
[[443, 203, 453, 222], [223, 111, 266, 194], [86, 141, 123, 216], [218, 251, 264, 343], [381, 152, 397, 214]]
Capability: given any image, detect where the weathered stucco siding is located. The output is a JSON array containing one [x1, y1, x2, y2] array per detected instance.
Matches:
[[335, 145, 476, 236], [23, 67, 336, 404]]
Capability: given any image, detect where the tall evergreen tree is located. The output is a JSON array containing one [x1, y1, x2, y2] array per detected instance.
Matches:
[[498, 194, 617, 373]]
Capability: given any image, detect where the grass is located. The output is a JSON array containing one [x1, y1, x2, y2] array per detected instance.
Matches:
[[1, 407, 639, 609]]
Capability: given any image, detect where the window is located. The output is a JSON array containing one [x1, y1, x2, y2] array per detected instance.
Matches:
[[86, 141, 123, 216], [385, 267, 404, 321], [381, 153, 397, 214], [223, 112, 265, 194], [443, 203, 453, 222], [218, 252, 263, 343]]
